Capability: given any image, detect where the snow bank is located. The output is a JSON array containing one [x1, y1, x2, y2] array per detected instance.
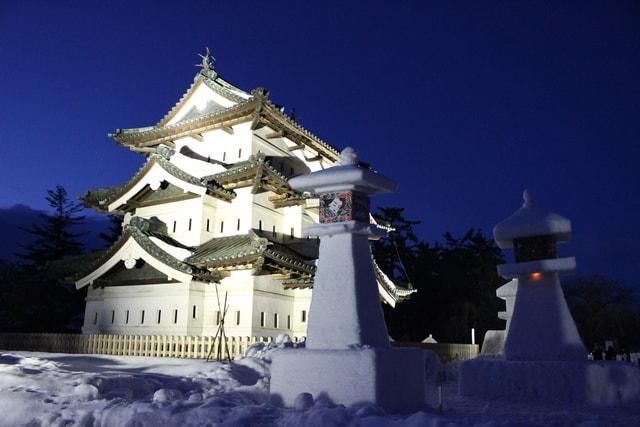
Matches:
[[460, 358, 640, 406], [2, 351, 639, 426]]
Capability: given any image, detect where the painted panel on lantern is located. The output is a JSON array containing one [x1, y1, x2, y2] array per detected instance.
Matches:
[[319, 192, 370, 223]]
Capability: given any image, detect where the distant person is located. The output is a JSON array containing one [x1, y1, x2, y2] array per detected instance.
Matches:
[[620, 346, 630, 362], [592, 344, 603, 361], [605, 346, 616, 361]]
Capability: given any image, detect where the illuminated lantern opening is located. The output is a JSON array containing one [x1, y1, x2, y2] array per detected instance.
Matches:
[[530, 272, 543, 281]]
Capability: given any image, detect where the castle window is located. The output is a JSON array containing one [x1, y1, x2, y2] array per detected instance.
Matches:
[[173, 221, 177, 233], [188, 218, 192, 231], [237, 218, 241, 231], [111, 310, 115, 324], [260, 312, 265, 327], [173, 309, 178, 324], [301, 310, 307, 323], [157, 310, 162, 324], [290, 227, 294, 238], [93, 312, 98, 325], [287, 315, 291, 330], [192, 305, 197, 319], [274, 313, 279, 329], [258, 220, 262, 231], [141, 310, 145, 324], [206, 219, 210, 232], [272, 225, 276, 235], [223, 152, 226, 161], [238, 148, 242, 158], [236, 311, 241, 326], [125, 310, 130, 324], [220, 221, 224, 233], [215, 311, 220, 325]]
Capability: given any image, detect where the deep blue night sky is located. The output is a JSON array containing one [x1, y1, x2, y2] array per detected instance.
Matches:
[[1, 1, 638, 283]]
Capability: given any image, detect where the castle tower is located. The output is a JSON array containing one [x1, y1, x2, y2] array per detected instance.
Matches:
[[493, 190, 586, 361], [67, 51, 414, 338]]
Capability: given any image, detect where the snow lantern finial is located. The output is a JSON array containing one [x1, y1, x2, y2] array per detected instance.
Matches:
[[340, 147, 358, 166], [522, 189, 535, 208]]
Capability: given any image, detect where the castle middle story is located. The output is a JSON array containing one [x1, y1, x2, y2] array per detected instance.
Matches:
[[72, 51, 414, 339]]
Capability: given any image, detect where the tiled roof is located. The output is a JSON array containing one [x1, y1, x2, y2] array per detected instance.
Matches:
[[81, 147, 235, 212], [65, 217, 224, 286]]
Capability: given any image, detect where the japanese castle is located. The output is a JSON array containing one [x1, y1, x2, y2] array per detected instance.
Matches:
[[74, 51, 413, 338]]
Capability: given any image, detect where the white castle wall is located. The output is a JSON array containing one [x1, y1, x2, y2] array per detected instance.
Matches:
[[82, 80, 338, 338]]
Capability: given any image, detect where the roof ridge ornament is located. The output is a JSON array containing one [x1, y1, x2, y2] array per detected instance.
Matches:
[[196, 47, 217, 79], [522, 189, 535, 208]]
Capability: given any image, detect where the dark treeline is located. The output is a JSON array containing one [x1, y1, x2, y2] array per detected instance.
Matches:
[[0, 186, 90, 333], [373, 207, 640, 349]]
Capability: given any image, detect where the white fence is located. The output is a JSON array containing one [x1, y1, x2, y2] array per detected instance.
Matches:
[[0, 333, 480, 362], [0, 333, 290, 360]]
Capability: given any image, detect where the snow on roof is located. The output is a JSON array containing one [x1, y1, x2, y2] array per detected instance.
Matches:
[[493, 190, 571, 249], [496, 279, 518, 299]]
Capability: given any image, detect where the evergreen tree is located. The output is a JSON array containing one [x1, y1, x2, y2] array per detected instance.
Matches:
[[99, 214, 124, 246], [17, 186, 85, 265], [2, 186, 88, 332], [373, 207, 506, 344]]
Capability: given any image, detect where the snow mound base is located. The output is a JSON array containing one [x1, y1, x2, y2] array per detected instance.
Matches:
[[460, 358, 640, 406]]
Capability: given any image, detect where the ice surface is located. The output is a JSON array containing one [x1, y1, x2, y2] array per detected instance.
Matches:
[[1, 351, 639, 426]]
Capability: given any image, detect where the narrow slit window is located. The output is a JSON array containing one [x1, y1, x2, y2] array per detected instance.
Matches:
[[192, 305, 197, 319], [223, 152, 226, 161], [272, 225, 276, 235], [274, 313, 279, 328], [93, 312, 98, 325], [220, 221, 224, 233], [141, 310, 145, 324], [287, 315, 291, 330], [188, 218, 192, 231], [173, 221, 177, 233], [215, 311, 220, 325], [260, 312, 265, 327], [125, 310, 130, 324], [237, 218, 241, 231], [301, 310, 307, 323], [111, 310, 115, 324], [238, 148, 242, 158], [290, 227, 294, 238], [206, 219, 210, 232], [157, 310, 162, 324], [173, 309, 178, 324], [236, 311, 241, 326], [258, 220, 262, 231]]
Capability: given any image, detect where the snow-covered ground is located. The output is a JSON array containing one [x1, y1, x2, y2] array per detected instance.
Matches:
[[1, 350, 639, 427]]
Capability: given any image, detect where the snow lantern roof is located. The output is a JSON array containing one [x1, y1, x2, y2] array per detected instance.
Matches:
[[288, 147, 397, 195], [493, 190, 571, 249], [496, 279, 518, 299]]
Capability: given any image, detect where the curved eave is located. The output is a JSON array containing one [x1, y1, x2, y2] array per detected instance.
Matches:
[[111, 93, 340, 162], [82, 154, 234, 213], [74, 224, 223, 289], [205, 153, 297, 197], [259, 99, 340, 163]]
